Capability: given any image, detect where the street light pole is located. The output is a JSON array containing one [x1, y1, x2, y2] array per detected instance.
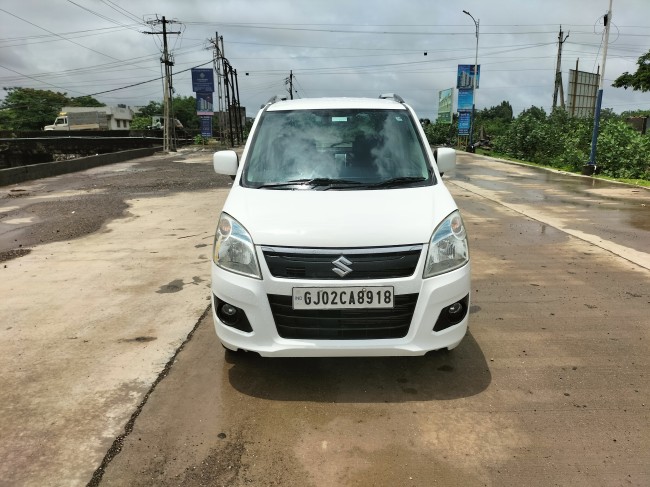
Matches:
[[463, 10, 479, 151], [586, 0, 613, 175]]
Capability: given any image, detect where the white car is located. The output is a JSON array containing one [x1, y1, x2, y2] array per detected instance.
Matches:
[[211, 94, 470, 357]]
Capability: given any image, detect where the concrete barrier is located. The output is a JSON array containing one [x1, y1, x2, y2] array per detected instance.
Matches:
[[0, 147, 162, 186]]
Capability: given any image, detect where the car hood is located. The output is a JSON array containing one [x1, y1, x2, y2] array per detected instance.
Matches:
[[222, 185, 458, 248]]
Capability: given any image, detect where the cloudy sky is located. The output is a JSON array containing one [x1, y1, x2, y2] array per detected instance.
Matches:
[[1, 0, 649, 120]]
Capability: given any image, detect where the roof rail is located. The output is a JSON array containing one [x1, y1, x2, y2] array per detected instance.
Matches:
[[378, 93, 405, 103], [263, 95, 288, 107]]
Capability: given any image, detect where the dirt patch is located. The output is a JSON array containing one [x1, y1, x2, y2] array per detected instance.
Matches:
[[0, 152, 232, 262]]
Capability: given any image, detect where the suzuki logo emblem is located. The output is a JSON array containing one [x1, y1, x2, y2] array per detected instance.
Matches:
[[332, 256, 353, 277]]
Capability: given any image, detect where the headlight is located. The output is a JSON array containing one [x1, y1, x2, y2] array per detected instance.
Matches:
[[424, 210, 469, 278], [213, 213, 262, 279]]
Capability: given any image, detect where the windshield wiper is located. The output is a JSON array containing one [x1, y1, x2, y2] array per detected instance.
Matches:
[[254, 178, 362, 190], [291, 177, 362, 187], [365, 176, 428, 189]]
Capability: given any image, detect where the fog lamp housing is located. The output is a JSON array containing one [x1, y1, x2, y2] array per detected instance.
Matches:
[[214, 295, 253, 333], [433, 295, 470, 332]]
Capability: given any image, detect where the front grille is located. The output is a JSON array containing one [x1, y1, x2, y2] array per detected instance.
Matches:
[[268, 293, 418, 340], [262, 245, 422, 280]]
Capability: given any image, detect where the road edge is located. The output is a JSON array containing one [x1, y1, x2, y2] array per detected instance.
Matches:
[[86, 304, 212, 487]]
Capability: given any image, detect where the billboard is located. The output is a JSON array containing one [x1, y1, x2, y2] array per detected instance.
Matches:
[[437, 88, 453, 124], [457, 89, 474, 110], [458, 110, 472, 136], [196, 92, 214, 115], [191, 68, 214, 93], [567, 69, 599, 118], [199, 115, 213, 137], [457, 64, 480, 90]]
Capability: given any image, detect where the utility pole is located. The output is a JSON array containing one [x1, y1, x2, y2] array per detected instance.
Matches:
[[144, 16, 181, 152], [552, 26, 570, 109], [211, 32, 225, 144], [228, 64, 239, 145], [210, 34, 243, 147], [586, 0, 613, 174], [234, 68, 244, 142], [286, 70, 294, 100]]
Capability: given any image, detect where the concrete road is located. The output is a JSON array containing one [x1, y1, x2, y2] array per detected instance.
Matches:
[[0, 149, 233, 486], [1, 151, 648, 486]]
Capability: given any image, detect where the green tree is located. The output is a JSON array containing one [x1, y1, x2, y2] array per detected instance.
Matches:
[[68, 95, 105, 107], [620, 109, 650, 118], [129, 116, 151, 130], [137, 100, 163, 117], [493, 106, 547, 161], [172, 95, 199, 130], [597, 120, 650, 179], [612, 50, 650, 92], [0, 88, 104, 130], [423, 119, 457, 146], [475, 100, 514, 139], [0, 87, 69, 130]]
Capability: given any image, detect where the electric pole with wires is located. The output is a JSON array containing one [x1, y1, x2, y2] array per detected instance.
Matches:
[[144, 16, 181, 152], [552, 26, 569, 109], [286, 70, 295, 100]]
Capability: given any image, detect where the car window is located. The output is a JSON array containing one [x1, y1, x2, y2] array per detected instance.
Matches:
[[242, 108, 432, 188]]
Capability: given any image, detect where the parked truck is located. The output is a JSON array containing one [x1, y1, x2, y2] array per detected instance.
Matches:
[[44, 111, 109, 131]]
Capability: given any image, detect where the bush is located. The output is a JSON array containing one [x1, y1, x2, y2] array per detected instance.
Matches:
[[424, 121, 456, 146], [492, 106, 648, 180], [597, 120, 650, 179]]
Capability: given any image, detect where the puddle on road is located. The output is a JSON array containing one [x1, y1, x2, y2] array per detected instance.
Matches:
[[157, 279, 185, 293]]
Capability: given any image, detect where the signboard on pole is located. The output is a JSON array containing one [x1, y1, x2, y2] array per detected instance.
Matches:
[[199, 115, 213, 137], [191, 68, 215, 93], [457, 64, 480, 90], [457, 89, 474, 111], [458, 110, 472, 135], [196, 92, 214, 115], [437, 88, 453, 124], [567, 69, 599, 118]]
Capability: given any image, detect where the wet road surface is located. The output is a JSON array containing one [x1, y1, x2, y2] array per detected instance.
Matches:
[[1, 151, 648, 486], [453, 153, 649, 267], [98, 154, 649, 486]]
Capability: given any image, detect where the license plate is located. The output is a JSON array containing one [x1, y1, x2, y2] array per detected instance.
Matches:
[[292, 286, 394, 310]]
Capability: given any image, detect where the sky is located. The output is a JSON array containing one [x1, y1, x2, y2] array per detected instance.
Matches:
[[1, 0, 649, 121]]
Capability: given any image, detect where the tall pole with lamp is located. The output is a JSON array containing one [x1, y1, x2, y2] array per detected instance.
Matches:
[[586, 0, 613, 175], [463, 10, 479, 151]]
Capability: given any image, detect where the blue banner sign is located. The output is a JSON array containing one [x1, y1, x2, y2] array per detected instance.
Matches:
[[458, 110, 472, 136], [191, 68, 214, 92], [200, 115, 213, 137], [457, 64, 480, 90], [457, 89, 474, 110]]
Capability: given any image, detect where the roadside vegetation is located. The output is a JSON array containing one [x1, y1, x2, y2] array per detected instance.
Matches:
[[424, 48, 650, 184], [423, 105, 650, 183]]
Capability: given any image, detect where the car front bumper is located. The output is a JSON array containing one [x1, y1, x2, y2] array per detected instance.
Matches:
[[211, 249, 470, 357]]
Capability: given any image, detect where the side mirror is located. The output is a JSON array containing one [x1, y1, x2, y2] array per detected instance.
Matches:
[[213, 150, 239, 176], [434, 147, 456, 176]]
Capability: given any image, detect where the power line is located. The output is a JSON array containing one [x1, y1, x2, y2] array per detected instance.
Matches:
[[100, 0, 145, 24], [66, 0, 141, 33], [203, 22, 650, 37], [0, 8, 126, 62]]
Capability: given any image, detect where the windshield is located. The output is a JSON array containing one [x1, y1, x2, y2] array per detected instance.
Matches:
[[242, 108, 433, 189]]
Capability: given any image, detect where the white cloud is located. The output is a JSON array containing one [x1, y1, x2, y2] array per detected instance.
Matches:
[[0, 0, 648, 118]]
